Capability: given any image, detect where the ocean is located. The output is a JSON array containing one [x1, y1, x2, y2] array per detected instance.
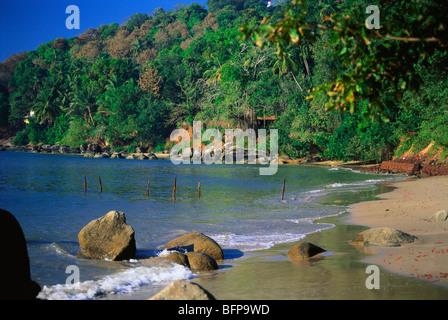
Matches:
[[0, 150, 405, 300]]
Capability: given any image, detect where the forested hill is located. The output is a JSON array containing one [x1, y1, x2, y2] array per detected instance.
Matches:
[[0, 0, 447, 164]]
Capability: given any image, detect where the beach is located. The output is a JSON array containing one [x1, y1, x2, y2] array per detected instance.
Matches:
[[346, 175, 448, 288]]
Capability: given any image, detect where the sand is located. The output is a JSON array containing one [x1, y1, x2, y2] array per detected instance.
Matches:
[[346, 175, 448, 287]]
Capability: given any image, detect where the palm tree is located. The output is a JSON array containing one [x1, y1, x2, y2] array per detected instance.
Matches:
[[272, 52, 303, 91], [69, 86, 99, 125], [33, 89, 61, 126]]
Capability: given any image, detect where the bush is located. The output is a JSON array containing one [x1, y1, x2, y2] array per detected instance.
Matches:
[[12, 129, 29, 145]]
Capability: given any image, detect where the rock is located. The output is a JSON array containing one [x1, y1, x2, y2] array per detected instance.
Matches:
[[79, 144, 88, 153], [87, 143, 101, 153], [149, 280, 216, 300], [136, 147, 148, 154], [102, 146, 111, 153], [59, 145, 70, 154], [287, 242, 326, 259], [93, 153, 109, 158], [83, 152, 95, 158], [78, 211, 136, 261], [0, 209, 41, 299], [429, 210, 448, 222], [165, 252, 190, 268], [136, 154, 148, 160], [185, 252, 218, 271], [70, 147, 80, 154], [110, 152, 123, 159], [145, 153, 158, 160], [41, 145, 52, 153], [351, 227, 417, 247], [126, 155, 135, 160], [162, 232, 224, 260]]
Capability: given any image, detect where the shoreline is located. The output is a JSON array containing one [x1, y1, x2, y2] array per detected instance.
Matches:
[[345, 175, 448, 288]]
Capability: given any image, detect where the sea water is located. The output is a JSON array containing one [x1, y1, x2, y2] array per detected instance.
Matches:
[[0, 150, 404, 300]]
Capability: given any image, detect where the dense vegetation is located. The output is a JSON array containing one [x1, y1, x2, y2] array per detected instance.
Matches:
[[0, 0, 446, 162]]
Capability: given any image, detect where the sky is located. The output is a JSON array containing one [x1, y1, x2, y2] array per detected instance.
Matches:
[[0, 0, 208, 62]]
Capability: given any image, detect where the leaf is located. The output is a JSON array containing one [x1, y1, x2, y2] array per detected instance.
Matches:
[[290, 29, 300, 43]]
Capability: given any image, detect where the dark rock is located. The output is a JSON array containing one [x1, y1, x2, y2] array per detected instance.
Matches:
[[147, 153, 158, 160], [79, 144, 88, 153], [87, 143, 101, 153], [59, 145, 70, 154], [0, 209, 41, 299]]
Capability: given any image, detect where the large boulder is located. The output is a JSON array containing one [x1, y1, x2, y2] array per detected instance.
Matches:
[[162, 232, 224, 260], [149, 280, 216, 300], [78, 211, 136, 261], [185, 252, 218, 271], [428, 210, 448, 222], [351, 227, 417, 247], [0, 209, 41, 299], [287, 242, 326, 260]]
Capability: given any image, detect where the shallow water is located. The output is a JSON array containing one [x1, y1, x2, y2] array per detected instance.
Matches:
[[0, 150, 406, 300]]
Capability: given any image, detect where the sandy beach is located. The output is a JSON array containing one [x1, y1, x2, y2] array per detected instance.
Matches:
[[346, 175, 448, 288]]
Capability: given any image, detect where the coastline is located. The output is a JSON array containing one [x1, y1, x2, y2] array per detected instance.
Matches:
[[345, 175, 448, 288]]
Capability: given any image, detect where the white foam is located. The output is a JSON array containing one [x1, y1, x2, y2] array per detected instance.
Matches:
[[329, 179, 386, 188], [211, 232, 306, 251], [37, 263, 194, 300]]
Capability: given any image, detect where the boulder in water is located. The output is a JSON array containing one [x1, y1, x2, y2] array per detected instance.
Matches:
[[78, 211, 136, 261], [162, 232, 223, 260]]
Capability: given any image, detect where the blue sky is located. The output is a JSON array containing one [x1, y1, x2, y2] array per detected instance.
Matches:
[[0, 0, 208, 62]]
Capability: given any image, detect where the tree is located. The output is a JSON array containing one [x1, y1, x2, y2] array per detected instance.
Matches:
[[139, 64, 162, 97], [240, 0, 448, 121]]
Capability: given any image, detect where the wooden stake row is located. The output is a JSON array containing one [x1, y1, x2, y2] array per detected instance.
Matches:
[[83, 176, 286, 201]]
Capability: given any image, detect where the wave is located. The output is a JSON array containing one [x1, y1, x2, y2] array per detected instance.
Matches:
[[328, 179, 388, 188], [211, 232, 306, 252], [37, 263, 194, 300]]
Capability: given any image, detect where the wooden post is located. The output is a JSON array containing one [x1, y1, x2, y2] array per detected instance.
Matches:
[[281, 177, 286, 200], [145, 179, 150, 196], [84, 176, 87, 193], [198, 178, 201, 199], [172, 177, 177, 201], [99, 175, 102, 193]]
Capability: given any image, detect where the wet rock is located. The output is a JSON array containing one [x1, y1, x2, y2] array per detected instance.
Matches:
[[287, 242, 326, 259], [162, 232, 224, 260], [165, 252, 190, 268], [184, 252, 218, 271], [78, 211, 136, 261]]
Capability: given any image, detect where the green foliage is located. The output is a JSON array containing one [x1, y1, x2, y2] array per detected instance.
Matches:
[[0, 92, 9, 127], [4, 0, 447, 164]]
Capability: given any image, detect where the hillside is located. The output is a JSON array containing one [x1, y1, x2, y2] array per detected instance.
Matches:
[[0, 0, 447, 166]]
